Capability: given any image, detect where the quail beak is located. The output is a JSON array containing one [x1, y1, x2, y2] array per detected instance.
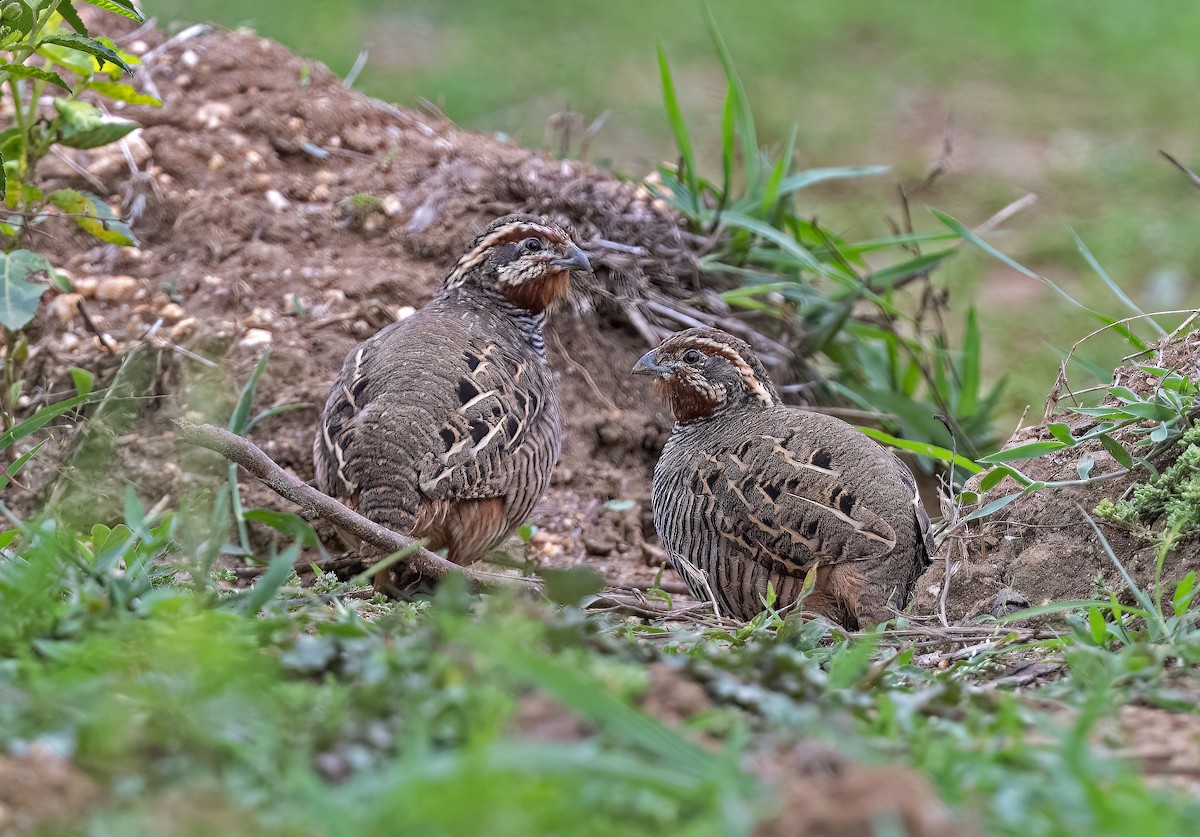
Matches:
[[554, 243, 592, 274], [632, 350, 673, 378]]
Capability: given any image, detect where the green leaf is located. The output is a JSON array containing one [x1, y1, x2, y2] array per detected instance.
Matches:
[[959, 306, 982, 417], [0, 391, 95, 451], [855, 426, 983, 473], [977, 440, 1066, 465], [1046, 423, 1076, 444], [40, 32, 131, 74], [1115, 401, 1177, 422], [759, 124, 796, 217], [243, 545, 300, 616], [0, 438, 44, 491], [1070, 226, 1163, 333], [52, 99, 138, 149], [1172, 572, 1196, 615], [68, 366, 94, 396], [1098, 433, 1133, 468], [86, 80, 161, 106], [242, 509, 323, 550], [80, 0, 146, 24], [864, 249, 954, 292], [1087, 606, 1107, 645], [1107, 385, 1141, 403], [776, 165, 890, 196], [0, 249, 51, 328], [0, 62, 71, 91], [48, 188, 139, 245], [704, 6, 759, 191], [656, 44, 697, 197], [228, 351, 270, 434], [58, 2, 89, 35], [541, 567, 605, 607], [961, 491, 1023, 523]]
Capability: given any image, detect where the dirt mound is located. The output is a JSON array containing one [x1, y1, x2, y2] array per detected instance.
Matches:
[[18, 23, 725, 589], [913, 328, 1200, 622]]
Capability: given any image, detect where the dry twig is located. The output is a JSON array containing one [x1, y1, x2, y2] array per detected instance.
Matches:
[[173, 420, 541, 594]]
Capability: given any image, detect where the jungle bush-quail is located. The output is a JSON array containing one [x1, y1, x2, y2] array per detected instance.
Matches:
[[633, 327, 934, 627], [314, 213, 591, 589]]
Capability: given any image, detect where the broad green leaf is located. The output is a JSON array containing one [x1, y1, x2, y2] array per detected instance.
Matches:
[[977, 440, 1066, 465], [52, 99, 137, 149], [0, 62, 71, 90], [1075, 452, 1095, 480], [1115, 401, 1176, 422], [541, 567, 605, 607], [1107, 385, 1140, 403], [1046, 423, 1076, 444], [58, 2, 89, 35], [80, 0, 146, 24], [68, 366, 94, 396], [1087, 606, 1107, 645], [0, 249, 51, 329], [1098, 433, 1133, 468], [40, 32, 131, 74], [48, 188, 139, 245], [242, 509, 322, 549], [86, 80, 161, 106]]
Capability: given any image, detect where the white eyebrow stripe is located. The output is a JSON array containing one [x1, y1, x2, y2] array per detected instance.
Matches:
[[674, 336, 774, 405]]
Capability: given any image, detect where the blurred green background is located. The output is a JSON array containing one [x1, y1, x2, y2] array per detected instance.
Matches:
[[144, 0, 1200, 425]]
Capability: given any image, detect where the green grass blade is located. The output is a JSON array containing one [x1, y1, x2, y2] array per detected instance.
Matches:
[[243, 544, 300, 616], [1069, 226, 1164, 333], [703, 7, 759, 191], [657, 44, 698, 197], [759, 124, 797, 218], [856, 426, 983, 473], [777, 165, 890, 196], [0, 439, 45, 491], [0, 392, 96, 450], [959, 307, 982, 417], [228, 351, 270, 434]]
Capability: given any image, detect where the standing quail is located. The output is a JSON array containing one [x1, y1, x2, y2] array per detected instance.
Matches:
[[632, 327, 934, 627], [314, 213, 592, 590]]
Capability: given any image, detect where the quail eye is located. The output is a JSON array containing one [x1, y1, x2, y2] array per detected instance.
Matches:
[[682, 349, 702, 364], [523, 237, 543, 252]]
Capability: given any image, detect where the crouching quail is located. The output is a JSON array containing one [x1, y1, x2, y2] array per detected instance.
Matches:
[[314, 213, 592, 590], [633, 327, 934, 627]]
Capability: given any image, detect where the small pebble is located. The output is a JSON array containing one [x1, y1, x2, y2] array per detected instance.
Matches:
[[265, 190, 290, 211], [159, 303, 186, 323], [48, 293, 83, 323], [95, 275, 139, 303], [240, 328, 272, 348]]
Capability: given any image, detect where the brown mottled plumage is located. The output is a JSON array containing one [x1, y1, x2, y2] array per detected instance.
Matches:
[[633, 328, 934, 627], [314, 213, 591, 590]]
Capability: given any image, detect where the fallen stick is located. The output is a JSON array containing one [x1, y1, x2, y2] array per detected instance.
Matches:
[[172, 420, 541, 594]]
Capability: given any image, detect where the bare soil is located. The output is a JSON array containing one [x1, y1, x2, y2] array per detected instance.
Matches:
[[913, 329, 1200, 623], [12, 21, 1199, 622], [18, 23, 710, 591]]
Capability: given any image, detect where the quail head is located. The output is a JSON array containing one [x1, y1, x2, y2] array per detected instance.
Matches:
[[633, 327, 934, 627], [314, 213, 592, 591]]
